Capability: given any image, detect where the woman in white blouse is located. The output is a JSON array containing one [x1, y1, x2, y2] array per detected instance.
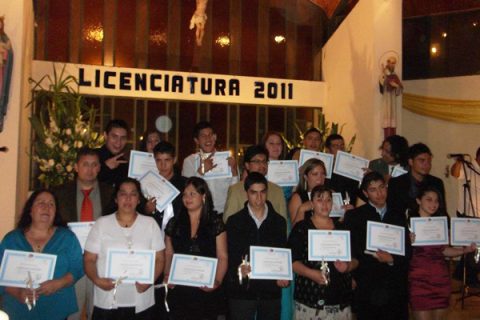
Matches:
[[84, 178, 165, 319]]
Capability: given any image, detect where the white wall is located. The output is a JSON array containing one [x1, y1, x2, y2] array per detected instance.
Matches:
[[0, 0, 34, 237], [322, 0, 402, 159], [403, 76, 480, 215]]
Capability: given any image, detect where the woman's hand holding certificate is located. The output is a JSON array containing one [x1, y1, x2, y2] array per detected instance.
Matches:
[[0, 250, 57, 289], [410, 217, 448, 246], [308, 230, 351, 261], [168, 254, 218, 288]]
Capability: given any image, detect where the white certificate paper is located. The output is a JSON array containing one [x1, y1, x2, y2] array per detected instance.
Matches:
[[299, 150, 334, 179], [391, 166, 408, 178], [330, 193, 346, 218], [308, 230, 351, 261], [128, 150, 158, 179], [450, 218, 480, 246], [366, 221, 405, 256], [249, 246, 293, 280], [105, 249, 155, 284], [195, 151, 232, 180], [333, 151, 369, 182], [168, 254, 218, 288], [411, 216, 448, 246], [267, 160, 299, 187], [139, 170, 180, 212], [68, 221, 95, 252], [0, 250, 57, 288]]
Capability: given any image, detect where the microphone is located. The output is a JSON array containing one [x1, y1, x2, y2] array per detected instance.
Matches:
[[447, 153, 469, 159]]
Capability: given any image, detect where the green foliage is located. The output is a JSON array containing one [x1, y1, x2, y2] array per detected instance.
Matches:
[[28, 64, 104, 187], [282, 111, 356, 153]]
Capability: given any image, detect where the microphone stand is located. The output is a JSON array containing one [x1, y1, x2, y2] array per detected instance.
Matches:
[[455, 157, 480, 308]]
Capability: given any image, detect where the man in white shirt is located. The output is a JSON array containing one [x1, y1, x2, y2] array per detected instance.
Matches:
[[182, 121, 239, 215]]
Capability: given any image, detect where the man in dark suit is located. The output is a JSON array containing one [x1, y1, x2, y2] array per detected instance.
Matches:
[[97, 119, 129, 188], [52, 147, 113, 320], [144, 141, 187, 231], [53, 147, 114, 223], [343, 172, 410, 320], [387, 142, 446, 215], [324, 134, 360, 204]]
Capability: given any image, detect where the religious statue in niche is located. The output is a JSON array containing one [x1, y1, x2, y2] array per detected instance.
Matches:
[[379, 52, 403, 138], [190, 0, 208, 46], [0, 15, 13, 132]]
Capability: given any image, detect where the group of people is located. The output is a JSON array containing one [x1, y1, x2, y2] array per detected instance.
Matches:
[[0, 118, 478, 320]]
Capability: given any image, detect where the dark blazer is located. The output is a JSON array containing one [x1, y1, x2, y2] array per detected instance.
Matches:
[[387, 172, 446, 215], [325, 173, 360, 205], [96, 145, 128, 188], [343, 203, 410, 319], [225, 201, 287, 300], [52, 181, 114, 223]]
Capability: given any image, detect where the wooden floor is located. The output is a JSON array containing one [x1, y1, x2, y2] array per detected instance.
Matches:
[[445, 280, 480, 320]]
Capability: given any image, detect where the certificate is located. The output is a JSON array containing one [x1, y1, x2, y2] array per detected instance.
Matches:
[[68, 221, 95, 252], [168, 254, 218, 288], [267, 160, 299, 187], [330, 193, 346, 218], [333, 151, 369, 182], [411, 216, 448, 246], [0, 250, 57, 288], [450, 218, 480, 246], [308, 230, 351, 261], [366, 221, 405, 256], [195, 151, 232, 180], [105, 249, 155, 284], [138, 170, 180, 212], [249, 246, 293, 280], [299, 150, 334, 178], [128, 150, 157, 179], [391, 166, 408, 178]]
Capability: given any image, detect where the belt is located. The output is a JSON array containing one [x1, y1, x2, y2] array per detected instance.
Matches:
[[318, 303, 349, 313]]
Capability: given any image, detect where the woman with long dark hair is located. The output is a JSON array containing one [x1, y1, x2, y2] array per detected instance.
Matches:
[[84, 178, 165, 319], [289, 158, 327, 225], [0, 190, 83, 319], [164, 177, 228, 319], [288, 185, 357, 319], [408, 186, 476, 320]]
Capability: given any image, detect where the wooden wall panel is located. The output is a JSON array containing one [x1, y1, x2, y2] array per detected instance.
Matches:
[[34, 0, 48, 60], [115, 0, 136, 67], [239, 0, 259, 76], [46, 0, 70, 61], [81, 0, 104, 65], [103, 0, 116, 66], [69, 0, 81, 63], [269, 6, 286, 78], [136, 0, 149, 68], [296, 25, 313, 80], [211, 0, 230, 75], [179, 0, 196, 71], [148, 0, 168, 69]]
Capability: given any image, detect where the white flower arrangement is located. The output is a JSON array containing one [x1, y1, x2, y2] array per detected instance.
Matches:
[[29, 64, 104, 187]]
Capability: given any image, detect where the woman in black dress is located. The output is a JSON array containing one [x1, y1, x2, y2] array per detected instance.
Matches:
[[164, 177, 228, 319]]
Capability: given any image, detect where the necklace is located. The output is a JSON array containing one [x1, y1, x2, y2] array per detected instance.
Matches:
[[116, 213, 137, 228], [26, 227, 54, 253]]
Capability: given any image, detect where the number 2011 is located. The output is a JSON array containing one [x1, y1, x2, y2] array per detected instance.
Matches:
[[254, 82, 293, 99]]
